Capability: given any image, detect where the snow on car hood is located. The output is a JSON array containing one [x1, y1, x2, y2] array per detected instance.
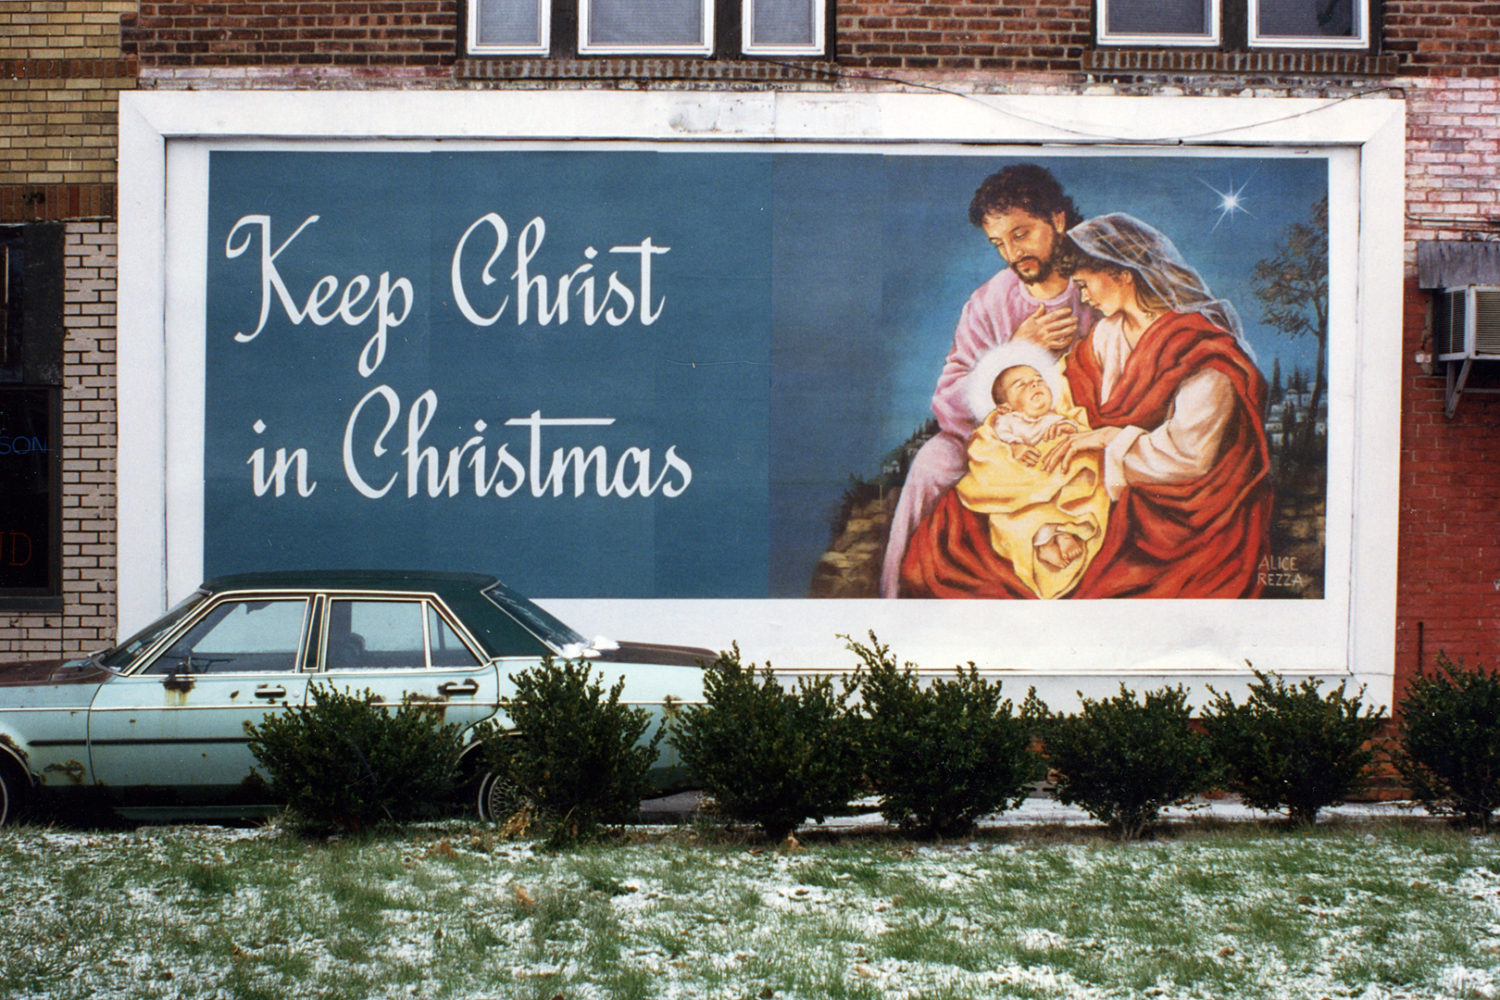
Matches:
[[590, 641, 716, 667]]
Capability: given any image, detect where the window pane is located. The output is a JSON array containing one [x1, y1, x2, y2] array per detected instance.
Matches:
[[328, 599, 426, 670], [1103, 0, 1211, 36], [474, 0, 545, 48], [1254, 0, 1359, 39], [749, 0, 816, 48], [587, 0, 706, 46], [428, 605, 481, 668], [148, 599, 307, 674]]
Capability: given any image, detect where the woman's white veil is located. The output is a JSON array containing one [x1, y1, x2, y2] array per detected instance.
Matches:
[[1066, 213, 1252, 358]]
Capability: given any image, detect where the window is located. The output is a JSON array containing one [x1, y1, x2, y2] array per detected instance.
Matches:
[[473, 0, 550, 54], [145, 599, 309, 675], [429, 605, 482, 668], [742, 0, 822, 54], [1097, 0, 1369, 48], [468, 0, 825, 57], [582, 0, 712, 53], [0, 225, 63, 610], [325, 598, 481, 670], [1251, 0, 1365, 46]]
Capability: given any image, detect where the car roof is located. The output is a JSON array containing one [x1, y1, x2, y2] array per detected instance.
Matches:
[[201, 569, 500, 596], [197, 570, 562, 658]]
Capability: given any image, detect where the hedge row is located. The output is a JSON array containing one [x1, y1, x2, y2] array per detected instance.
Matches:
[[247, 647, 1500, 840], [676, 645, 1500, 840]]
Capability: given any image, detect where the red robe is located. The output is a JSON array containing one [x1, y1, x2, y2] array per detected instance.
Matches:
[[900, 311, 1271, 599]]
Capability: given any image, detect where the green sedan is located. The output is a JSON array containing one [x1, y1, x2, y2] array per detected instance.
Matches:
[[0, 570, 711, 825]]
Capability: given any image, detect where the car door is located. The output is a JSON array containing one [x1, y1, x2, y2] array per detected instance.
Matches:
[[314, 595, 500, 736], [87, 595, 314, 805]]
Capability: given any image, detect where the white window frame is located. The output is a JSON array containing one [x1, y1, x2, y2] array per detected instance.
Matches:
[[741, 0, 825, 56], [1098, 0, 1370, 48], [467, 0, 551, 56], [577, 0, 715, 55], [1097, 0, 1220, 47], [1247, 0, 1369, 48]]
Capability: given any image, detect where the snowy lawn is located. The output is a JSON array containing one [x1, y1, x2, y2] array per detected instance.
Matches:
[[0, 818, 1496, 1000]]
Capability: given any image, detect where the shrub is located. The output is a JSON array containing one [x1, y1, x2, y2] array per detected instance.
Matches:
[[246, 684, 464, 835], [496, 656, 662, 843], [671, 645, 862, 840], [847, 633, 1043, 838], [1201, 670, 1386, 825], [1396, 653, 1500, 830], [1041, 684, 1216, 840]]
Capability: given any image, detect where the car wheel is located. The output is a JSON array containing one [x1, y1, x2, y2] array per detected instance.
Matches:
[[0, 758, 24, 827], [476, 770, 527, 823]]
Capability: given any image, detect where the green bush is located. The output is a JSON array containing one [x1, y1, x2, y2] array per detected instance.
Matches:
[[1041, 684, 1216, 840], [1201, 670, 1385, 825], [246, 684, 464, 835], [671, 645, 862, 840], [847, 633, 1043, 838], [496, 656, 661, 843], [1396, 653, 1500, 830]]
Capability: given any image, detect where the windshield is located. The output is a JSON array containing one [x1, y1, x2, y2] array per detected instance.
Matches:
[[482, 581, 587, 651], [98, 590, 209, 671]]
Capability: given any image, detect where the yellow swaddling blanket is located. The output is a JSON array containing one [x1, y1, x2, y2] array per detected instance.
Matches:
[[954, 387, 1110, 600]]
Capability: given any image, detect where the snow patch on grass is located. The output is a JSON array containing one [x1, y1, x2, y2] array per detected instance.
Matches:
[[1, 820, 1497, 1000]]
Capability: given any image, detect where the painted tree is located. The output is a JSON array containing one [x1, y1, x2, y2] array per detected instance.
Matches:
[[1252, 196, 1328, 448]]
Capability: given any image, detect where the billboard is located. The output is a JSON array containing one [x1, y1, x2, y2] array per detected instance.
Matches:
[[205, 149, 1330, 601], [119, 91, 1404, 692]]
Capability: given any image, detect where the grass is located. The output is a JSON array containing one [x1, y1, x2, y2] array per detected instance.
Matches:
[[0, 819, 1495, 999]]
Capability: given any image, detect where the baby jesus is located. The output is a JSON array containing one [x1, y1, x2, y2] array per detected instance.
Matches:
[[953, 342, 1111, 599]]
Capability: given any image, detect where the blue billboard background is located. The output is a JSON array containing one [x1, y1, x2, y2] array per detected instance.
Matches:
[[204, 149, 1327, 598]]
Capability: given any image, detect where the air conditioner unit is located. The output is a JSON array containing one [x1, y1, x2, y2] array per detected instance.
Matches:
[[1435, 285, 1500, 360]]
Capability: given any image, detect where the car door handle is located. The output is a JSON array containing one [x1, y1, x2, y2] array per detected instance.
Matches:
[[438, 679, 479, 697], [254, 685, 287, 700]]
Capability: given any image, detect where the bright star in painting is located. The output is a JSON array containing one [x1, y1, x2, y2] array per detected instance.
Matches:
[[1199, 177, 1253, 231]]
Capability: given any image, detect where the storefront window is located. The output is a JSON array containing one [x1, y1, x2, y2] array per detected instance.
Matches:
[[0, 225, 63, 608]]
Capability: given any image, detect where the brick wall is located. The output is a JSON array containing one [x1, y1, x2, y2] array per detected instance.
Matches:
[[835, 0, 1091, 72], [0, 2, 136, 61], [1395, 74, 1500, 697], [123, 1, 457, 71], [1406, 75, 1500, 237], [120, 0, 1407, 87], [0, 72, 133, 187], [1397, 282, 1500, 695], [0, 1, 134, 222], [0, 3, 126, 653], [0, 223, 117, 658], [1386, 0, 1500, 78], [24, 4, 1500, 694]]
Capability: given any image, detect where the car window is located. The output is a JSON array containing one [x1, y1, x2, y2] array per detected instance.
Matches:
[[482, 580, 587, 650], [428, 604, 481, 668], [100, 589, 209, 670], [143, 598, 308, 675], [326, 599, 426, 670]]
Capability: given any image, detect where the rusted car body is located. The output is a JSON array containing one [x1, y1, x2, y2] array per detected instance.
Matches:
[[0, 570, 710, 824]]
